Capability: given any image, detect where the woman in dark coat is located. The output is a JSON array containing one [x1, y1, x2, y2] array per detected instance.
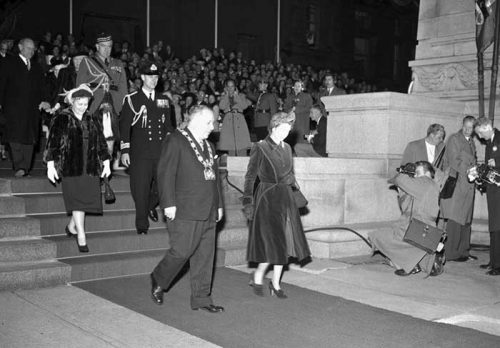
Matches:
[[44, 84, 111, 252], [243, 112, 310, 298]]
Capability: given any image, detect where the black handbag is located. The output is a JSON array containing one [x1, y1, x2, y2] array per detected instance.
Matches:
[[439, 175, 457, 199], [403, 199, 445, 253], [291, 186, 308, 208], [102, 177, 116, 204]]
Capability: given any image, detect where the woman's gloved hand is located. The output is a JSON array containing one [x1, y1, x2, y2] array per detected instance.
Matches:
[[47, 161, 59, 183]]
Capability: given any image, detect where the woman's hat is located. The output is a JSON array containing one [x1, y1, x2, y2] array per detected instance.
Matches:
[[61, 84, 93, 104]]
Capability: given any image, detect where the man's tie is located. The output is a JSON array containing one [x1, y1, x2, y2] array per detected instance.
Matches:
[[26, 60, 31, 71], [105, 58, 109, 67], [149, 92, 153, 101]]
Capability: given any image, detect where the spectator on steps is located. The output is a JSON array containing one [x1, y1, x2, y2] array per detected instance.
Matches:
[[44, 84, 111, 253]]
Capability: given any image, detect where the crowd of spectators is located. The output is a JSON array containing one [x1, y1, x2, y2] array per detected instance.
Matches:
[[2, 31, 381, 132]]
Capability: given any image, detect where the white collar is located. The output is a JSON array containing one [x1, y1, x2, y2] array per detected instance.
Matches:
[[142, 88, 155, 100], [19, 54, 28, 65]]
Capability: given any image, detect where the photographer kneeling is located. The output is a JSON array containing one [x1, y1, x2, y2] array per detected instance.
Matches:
[[369, 161, 444, 276]]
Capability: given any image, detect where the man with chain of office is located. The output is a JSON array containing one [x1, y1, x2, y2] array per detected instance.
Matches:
[[76, 32, 128, 164]]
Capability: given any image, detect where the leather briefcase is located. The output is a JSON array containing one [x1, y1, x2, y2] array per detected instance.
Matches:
[[403, 218, 444, 253]]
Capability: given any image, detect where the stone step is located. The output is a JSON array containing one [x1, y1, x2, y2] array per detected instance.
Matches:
[[216, 241, 247, 266], [7, 175, 131, 194], [0, 158, 44, 169], [305, 222, 395, 259], [0, 217, 40, 239], [0, 196, 26, 216], [0, 168, 47, 177], [217, 226, 248, 244], [44, 227, 169, 258], [0, 260, 70, 291], [0, 238, 56, 262], [221, 205, 247, 229], [33, 209, 165, 236], [19, 192, 135, 214]]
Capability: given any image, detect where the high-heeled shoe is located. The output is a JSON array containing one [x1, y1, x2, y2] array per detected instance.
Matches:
[[65, 225, 76, 238], [269, 281, 287, 299], [248, 272, 264, 297], [75, 238, 89, 253]]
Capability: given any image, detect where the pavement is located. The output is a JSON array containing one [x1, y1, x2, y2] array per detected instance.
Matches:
[[1, 249, 499, 348]]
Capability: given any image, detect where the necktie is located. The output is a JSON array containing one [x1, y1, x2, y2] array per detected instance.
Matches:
[[105, 58, 109, 67], [26, 59, 31, 71], [149, 93, 153, 101]]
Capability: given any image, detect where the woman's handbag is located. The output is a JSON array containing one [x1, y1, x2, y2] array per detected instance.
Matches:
[[291, 186, 308, 208], [102, 177, 116, 204]]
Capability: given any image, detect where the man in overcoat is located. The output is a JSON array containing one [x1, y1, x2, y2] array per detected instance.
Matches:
[[0, 38, 49, 177], [150, 105, 225, 312], [120, 62, 174, 234], [284, 80, 313, 148], [473, 117, 500, 275], [440, 116, 476, 262]]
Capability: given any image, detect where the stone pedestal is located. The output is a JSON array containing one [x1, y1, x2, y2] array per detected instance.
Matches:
[[409, 0, 500, 116]]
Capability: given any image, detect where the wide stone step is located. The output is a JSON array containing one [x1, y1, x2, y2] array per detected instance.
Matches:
[[0, 260, 70, 291], [0, 168, 47, 177], [305, 222, 395, 259], [221, 205, 247, 228], [19, 191, 135, 214], [0, 238, 56, 262], [217, 226, 248, 244], [7, 175, 131, 194], [44, 227, 169, 258], [216, 241, 247, 266], [0, 158, 44, 169], [33, 209, 165, 236], [0, 217, 40, 239], [0, 196, 26, 216]]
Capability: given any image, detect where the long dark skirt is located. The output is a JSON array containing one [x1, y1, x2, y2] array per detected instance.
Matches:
[[62, 175, 102, 214]]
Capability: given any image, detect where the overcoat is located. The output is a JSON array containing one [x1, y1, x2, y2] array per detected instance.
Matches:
[[485, 129, 500, 231], [0, 55, 44, 144], [243, 137, 311, 264], [254, 92, 278, 128], [44, 108, 110, 177], [218, 93, 251, 151], [440, 130, 476, 225], [369, 174, 439, 273]]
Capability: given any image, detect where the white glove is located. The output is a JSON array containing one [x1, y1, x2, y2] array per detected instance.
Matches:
[[467, 166, 478, 182], [101, 159, 111, 178], [47, 161, 59, 183]]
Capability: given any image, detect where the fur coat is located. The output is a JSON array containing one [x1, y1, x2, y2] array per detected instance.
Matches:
[[44, 108, 110, 177]]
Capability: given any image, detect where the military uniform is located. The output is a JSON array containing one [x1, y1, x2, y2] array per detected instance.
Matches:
[[76, 55, 128, 116], [254, 91, 278, 141], [120, 88, 174, 232]]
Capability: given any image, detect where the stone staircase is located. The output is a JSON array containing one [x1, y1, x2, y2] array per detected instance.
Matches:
[[0, 153, 249, 290]]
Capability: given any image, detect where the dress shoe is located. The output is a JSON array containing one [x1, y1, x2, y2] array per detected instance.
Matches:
[[76, 241, 89, 253], [137, 229, 148, 235], [269, 281, 287, 299], [148, 209, 158, 222], [480, 262, 492, 270], [150, 273, 163, 305], [467, 254, 478, 260], [14, 169, 26, 178], [248, 273, 264, 297], [394, 265, 421, 276], [486, 268, 500, 276], [450, 256, 468, 262], [65, 225, 77, 238], [193, 304, 224, 313]]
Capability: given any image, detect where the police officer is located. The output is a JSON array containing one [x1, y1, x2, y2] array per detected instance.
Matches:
[[120, 62, 174, 234], [76, 32, 127, 164]]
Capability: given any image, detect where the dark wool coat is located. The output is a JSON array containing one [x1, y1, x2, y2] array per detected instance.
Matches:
[[243, 137, 310, 264], [0, 55, 44, 144], [44, 108, 110, 177], [485, 129, 500, 231]]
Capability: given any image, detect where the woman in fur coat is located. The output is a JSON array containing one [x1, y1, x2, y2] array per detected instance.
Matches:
[[44, 84, 111, 252]]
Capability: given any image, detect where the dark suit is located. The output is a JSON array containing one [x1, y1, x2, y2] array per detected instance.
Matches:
[[294, 116, 327, 157], [120, 90, 174, 231], [401, 138, 444, 167], [485, 129, 500, 269], [153, 129, 223, 308], [0, 54, 44, 172], [318, 86, 345, 116]]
